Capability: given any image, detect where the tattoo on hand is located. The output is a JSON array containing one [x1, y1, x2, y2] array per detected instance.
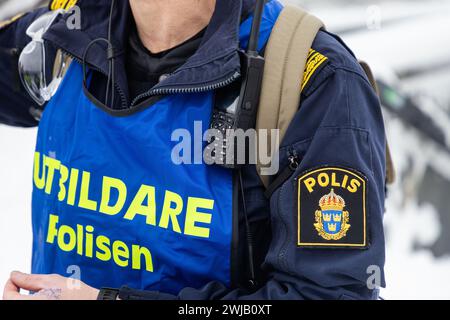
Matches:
[[37, 288, 62, 300]]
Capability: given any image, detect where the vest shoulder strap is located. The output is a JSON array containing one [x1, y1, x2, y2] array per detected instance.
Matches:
[[256, 6, 324, 188]]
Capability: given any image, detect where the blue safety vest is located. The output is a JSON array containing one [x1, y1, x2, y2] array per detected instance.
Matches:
[[31, 1, 283, 294]]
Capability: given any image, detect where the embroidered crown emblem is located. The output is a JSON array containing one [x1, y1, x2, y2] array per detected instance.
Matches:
[[314, 189, 351, 241], [319, 189, 345, 211]]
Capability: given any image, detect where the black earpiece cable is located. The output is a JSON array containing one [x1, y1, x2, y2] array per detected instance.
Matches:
[[236, 0, 266, 289], [82, 0, 116, 108], [239, 169, 256, 288], [106, 0, 116, 108]]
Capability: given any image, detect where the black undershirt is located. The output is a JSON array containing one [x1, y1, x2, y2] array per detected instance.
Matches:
[[126, 22, 206, 104]]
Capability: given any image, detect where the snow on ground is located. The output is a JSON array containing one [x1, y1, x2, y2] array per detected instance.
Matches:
[[381, 118, 450, 299], [383, 199, 450, 300]]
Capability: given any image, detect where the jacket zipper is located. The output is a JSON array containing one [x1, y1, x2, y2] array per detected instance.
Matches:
[[264, 148, 300, 199], [58, 49, 128, 108], [277, 148, 300, 273], [287, 148, 300, 171], [130, 71, 241, 107], [60, 48, 241, 109]]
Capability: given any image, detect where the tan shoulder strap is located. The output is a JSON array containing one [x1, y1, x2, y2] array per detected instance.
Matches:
[[256, 6, 324, 187]]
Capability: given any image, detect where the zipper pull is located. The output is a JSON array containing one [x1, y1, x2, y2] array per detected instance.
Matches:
[[264, 148, 301, 199], [287, 148, 300, 171]]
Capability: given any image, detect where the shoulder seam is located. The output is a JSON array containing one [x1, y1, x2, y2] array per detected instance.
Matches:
[[333, 66, 374, 90], [303, 64, 373, 99]]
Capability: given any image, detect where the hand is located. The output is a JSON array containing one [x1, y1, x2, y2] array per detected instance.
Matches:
[[2, 271, 100, 300]]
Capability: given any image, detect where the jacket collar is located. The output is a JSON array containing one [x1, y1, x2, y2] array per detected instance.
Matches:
[[44, 0, 257, 108]]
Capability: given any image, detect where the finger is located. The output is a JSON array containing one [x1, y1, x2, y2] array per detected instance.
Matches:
[[4, 290, 46, 301], [10, 271, 47, 292], [3, 279, 19, 300], [3, 279, 43, 300]]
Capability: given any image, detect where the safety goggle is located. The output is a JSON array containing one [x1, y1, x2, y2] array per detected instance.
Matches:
[[18, 10, 66, 106]]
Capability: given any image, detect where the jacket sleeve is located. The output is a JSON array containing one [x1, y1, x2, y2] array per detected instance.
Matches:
[[0, 7, 49, 127], [116, 65, 387, 301]]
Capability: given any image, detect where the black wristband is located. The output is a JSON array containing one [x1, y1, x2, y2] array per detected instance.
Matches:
[[97, 288, 120, 300]]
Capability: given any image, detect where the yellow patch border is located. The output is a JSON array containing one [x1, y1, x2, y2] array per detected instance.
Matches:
[[297, 167, 367, 247]]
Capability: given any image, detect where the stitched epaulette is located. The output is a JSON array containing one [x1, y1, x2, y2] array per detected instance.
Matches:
[[49, 0, 78, 11], [301, 48, 329, 92]]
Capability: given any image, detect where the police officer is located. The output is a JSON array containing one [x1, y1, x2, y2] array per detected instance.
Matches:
[[1, 0, 386, 300]]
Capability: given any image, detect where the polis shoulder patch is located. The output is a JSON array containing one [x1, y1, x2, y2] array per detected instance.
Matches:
[[49, 0, 78, 11], [301, 49, 329, 91], [297, 166, 368, 249]]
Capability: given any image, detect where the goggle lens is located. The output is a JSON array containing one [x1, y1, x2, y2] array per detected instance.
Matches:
[[19, 10, 64, 106]]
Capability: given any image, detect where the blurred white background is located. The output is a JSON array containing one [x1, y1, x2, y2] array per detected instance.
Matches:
[[1, 0, 450, 300]]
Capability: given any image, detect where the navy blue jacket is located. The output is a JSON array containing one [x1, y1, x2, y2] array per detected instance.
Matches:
[[0, 0, 386, 299]]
